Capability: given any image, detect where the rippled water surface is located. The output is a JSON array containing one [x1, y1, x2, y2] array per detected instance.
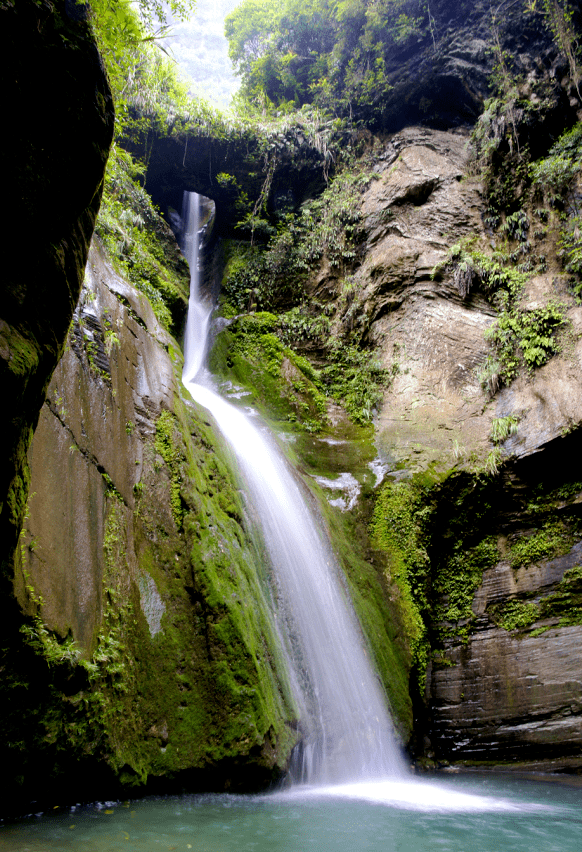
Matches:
[[3, 774, 582, 852]]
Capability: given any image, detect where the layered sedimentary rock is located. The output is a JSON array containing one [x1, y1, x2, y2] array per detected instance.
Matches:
[[331, 123, 582, 766], [432, 544, 582, 766]]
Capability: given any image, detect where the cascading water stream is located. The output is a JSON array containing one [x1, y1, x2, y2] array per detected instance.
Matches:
[[181, 192, 405, 785]]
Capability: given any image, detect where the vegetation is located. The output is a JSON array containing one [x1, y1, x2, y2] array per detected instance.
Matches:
[[539, 564, 582, 627], [433, 236, 567, 390], [224, 0, 431, 120], [489, 598, 540, 632], [217, 154, 394, 425], [507, 519, 577, 568], [460, 0, 582, 393], [95, 147, 189, 333], [433, 537, 500, 644], [86, 0, 199, 332], [155, 410, 184, 526], [490, 415, 519, 444], [484, 299, 567, 384], [371, 481, 432, 692]]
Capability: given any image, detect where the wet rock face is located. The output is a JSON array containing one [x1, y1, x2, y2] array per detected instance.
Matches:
[[376, 0, 563, 133], [431, 543, 582, 766], [0, 0, 113, 587], [9, 242, 296, 811], [321, 123, 582, 766], [22, 243, 176, 650], [328, 127, 496, 473]]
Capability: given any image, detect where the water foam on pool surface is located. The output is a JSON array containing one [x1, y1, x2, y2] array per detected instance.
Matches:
[[271, 778, 555, 813]]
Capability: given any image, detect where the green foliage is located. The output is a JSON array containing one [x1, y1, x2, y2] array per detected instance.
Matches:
[[560, 215, 582, 299], [542, 0, 582, 99], [295, 170, 364, 269], [432, 240, 566, 391], [530, 122, 582, 204], [476, 353, 503, 396], [500, 210, 530, 242], [225, 0, 427, 118], [278, 306, 332, 347], [482, 447, 503, 476], [214, 312, 329, 432], [539, 564, 582, 626], [370, 481, 431, 693], [155, 411, 184, 526], [95, 145, 188, 332], [432, 241, 528, 300], [490, 415, 520, 444], [484, 299, 567, 383], [222, 163, 368, 313], [88, 0, 195, 137], [489, 598, 540, 631], [219, 156, 392, 425], [320, 342, 389, 424], [466, 113, 582, 393], [507, 519, 575, 567], [20, 609, 83, 668], [434, 537, 499, 643], [220, 234, 302, 313], [526, 480, 582, 514]]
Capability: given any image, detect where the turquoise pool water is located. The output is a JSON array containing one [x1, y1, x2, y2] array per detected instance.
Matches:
[[2, 774, 581, 852]]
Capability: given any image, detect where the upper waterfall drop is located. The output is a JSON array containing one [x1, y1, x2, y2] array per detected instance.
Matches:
[[182, 190, 212, 384], [181, 191, 405, 785]]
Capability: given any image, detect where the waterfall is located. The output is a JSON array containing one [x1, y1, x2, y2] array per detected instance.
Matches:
[[181, 192, 405, 785]]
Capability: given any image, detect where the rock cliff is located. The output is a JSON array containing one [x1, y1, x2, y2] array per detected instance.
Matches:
[[0, 0, 113, 613], [298, 118, 582, 767], [11, 241, 297, 810], [4, 0, 582, 812]]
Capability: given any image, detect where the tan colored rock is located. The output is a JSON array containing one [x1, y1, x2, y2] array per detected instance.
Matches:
[[344, 128, 496, 472], [20, 243, 176, 649]]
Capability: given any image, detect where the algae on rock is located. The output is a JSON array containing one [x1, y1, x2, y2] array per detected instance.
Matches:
[[7, 241, 298, 810]]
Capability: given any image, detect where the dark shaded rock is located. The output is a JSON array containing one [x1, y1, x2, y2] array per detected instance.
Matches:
[[127, 124, 328, 240], [425, 447, 582, 767], [374, 0, 575, 134], [0, 0, 114, 590], [0, 0, 113, 814], [5, 243, 296, 815]]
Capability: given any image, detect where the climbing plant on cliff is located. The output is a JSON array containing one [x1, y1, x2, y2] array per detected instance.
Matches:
[[543, 0, 582, 99]]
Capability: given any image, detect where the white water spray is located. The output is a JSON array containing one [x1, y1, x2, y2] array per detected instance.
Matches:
[[181, 192, 404, 784]]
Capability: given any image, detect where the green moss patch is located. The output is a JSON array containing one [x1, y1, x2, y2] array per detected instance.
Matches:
[[507, 519, 577, 568], [210, 312, 328, 433], [370, 480, 431, 700], [434, 536, 500, 644], [489, 598, 540, 632], [539, 565, 582, 628], [319, 485, 414, 741]]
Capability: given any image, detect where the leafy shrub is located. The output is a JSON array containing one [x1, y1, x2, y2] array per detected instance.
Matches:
[[95, 146, 188, 331], [484, 300, 567, 383], [500, 209, 529, 242], [320, 342, 389, 425], [508, 520, 575, 568], [530, 122, 582, 205]]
